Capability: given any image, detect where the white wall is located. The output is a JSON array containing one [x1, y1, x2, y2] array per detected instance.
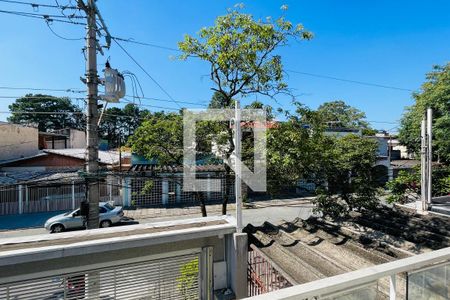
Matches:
[[0, 123, 39, 161], [69, 129, 86, 149]]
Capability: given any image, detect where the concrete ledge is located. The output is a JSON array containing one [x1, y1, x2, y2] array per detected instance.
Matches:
[[0, 215, 236, 267]]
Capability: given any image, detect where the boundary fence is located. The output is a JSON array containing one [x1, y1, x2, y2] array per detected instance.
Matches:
[[0, 174, 235, 215]]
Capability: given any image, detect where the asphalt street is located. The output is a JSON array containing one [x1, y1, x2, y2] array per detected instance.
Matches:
[[0, 202, 315, 238]]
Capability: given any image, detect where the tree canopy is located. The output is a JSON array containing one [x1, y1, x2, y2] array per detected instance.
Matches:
[[179, 6, 312, 103], [129, 112, 184, 165], [398, 63, 450, 164], [316, 100, 370, 129], [266, 103, 380, 217], [178, 6, 312, 214], [99, 103, 150, 148], [8, 94, 84, 132]]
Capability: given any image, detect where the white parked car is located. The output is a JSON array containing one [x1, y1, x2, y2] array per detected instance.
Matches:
[[44, 202, 124, 233]]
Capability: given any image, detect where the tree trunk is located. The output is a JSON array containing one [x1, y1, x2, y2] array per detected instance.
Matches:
[[196, 192, 207, 217]]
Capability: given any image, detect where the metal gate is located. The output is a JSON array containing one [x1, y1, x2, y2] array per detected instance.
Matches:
[[0, 252, 202, 299], [248, 245, 293, 296]]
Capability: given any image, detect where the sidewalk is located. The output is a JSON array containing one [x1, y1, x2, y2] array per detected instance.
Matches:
[[0, 197, 313, 231], [124, 197, 314, 221]]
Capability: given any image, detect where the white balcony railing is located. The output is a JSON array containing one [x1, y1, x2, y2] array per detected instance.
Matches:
[[244, 246, 450, 300]]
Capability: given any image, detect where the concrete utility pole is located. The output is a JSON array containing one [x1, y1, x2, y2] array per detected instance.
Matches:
[[420, 117, 427, 211], [234, 100, 243, 232], [80, 0, 100, 229], [427, 108, 433, 205], [420, 108, 433, 212]]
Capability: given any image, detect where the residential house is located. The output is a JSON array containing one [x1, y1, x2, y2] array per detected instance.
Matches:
[[125, 153, 232, 207], [38, 128, 86, 150]]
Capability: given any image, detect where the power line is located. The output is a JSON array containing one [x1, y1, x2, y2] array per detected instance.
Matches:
[[0, 95, 85, 100], [121, 98, 180, 111], [0, 8, 85, 18], [286, 69, 414, 92], [0, 86, 84, 93], [112, 38, 183, 109], [0, 85, 208, 106], [367, 120, 400, 125], [102, 37, 415, 93], [0, 8, 86, 24], [123, 96, 207, 107], [0, 0, 77, 9], [0, 110, 84, 114], [45, 21, 83, 40], [111, 36, 180, 52]]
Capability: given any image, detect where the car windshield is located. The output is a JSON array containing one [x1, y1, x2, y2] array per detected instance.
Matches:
[[64, 210, 77, 216], [104, 203, 115, 210]]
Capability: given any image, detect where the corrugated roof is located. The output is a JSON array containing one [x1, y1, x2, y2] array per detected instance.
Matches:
[[0, 153, 48, 166], [0, 170, 80, 186], [129, 164, 225, 173], [44, 149, 131, 165]]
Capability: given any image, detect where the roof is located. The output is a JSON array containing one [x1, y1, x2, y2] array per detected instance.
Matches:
[[391, 159, 441, 169], [44, 149, 131, 165], [0, 153, 47, 166], [38, 131, 68, 139], [391, 160, 420, 169], [129, 164, 225, 173], [245, 207, 450, 296], [0, 170, 80, 185]]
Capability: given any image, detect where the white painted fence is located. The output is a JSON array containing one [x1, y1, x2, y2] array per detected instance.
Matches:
[[0, 178, 122, 215]]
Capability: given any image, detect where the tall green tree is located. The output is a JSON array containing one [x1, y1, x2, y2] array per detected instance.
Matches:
[[399, 64, 450, 164], [314, 134, 380, 218], [316, 100, 369, 129], [8, 94, 84, 131], [129, 112, 211, 216], [178, 5, 312, 214], [129, 113, 184, 165], [267, 102, 326, 193], [99, 104, 149, 148], [267, 102, 381, 218]]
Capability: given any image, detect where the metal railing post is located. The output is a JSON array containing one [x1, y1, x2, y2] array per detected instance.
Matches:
[[18, 185, 23, 214], [389, 274, 396, 300], [71, 181, 76, 210], [200, 246, 214, 300], [162, 179, 169, 206]]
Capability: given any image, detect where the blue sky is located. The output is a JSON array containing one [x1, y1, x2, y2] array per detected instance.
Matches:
[[0, 0, 449, 132]]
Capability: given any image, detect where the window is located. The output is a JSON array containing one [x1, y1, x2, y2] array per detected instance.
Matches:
[[73, 210, 81, 217], [104, 203, 114, 210], [99, 207, 107, 214]]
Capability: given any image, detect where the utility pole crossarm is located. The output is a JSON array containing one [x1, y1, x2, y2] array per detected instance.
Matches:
[[93, 1, 111, 49]]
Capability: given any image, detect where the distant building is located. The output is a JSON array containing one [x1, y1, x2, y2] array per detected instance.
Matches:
[[38, 128, 86, 149], [0, 148, 130, 172], [0, 123, 88, 163], [388, 138, 414, 160], [0, 122, 39, 162]]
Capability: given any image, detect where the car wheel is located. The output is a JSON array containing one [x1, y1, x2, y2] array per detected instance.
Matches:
[[51, 224, 65, 233], [100, 220, 112, 228]]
